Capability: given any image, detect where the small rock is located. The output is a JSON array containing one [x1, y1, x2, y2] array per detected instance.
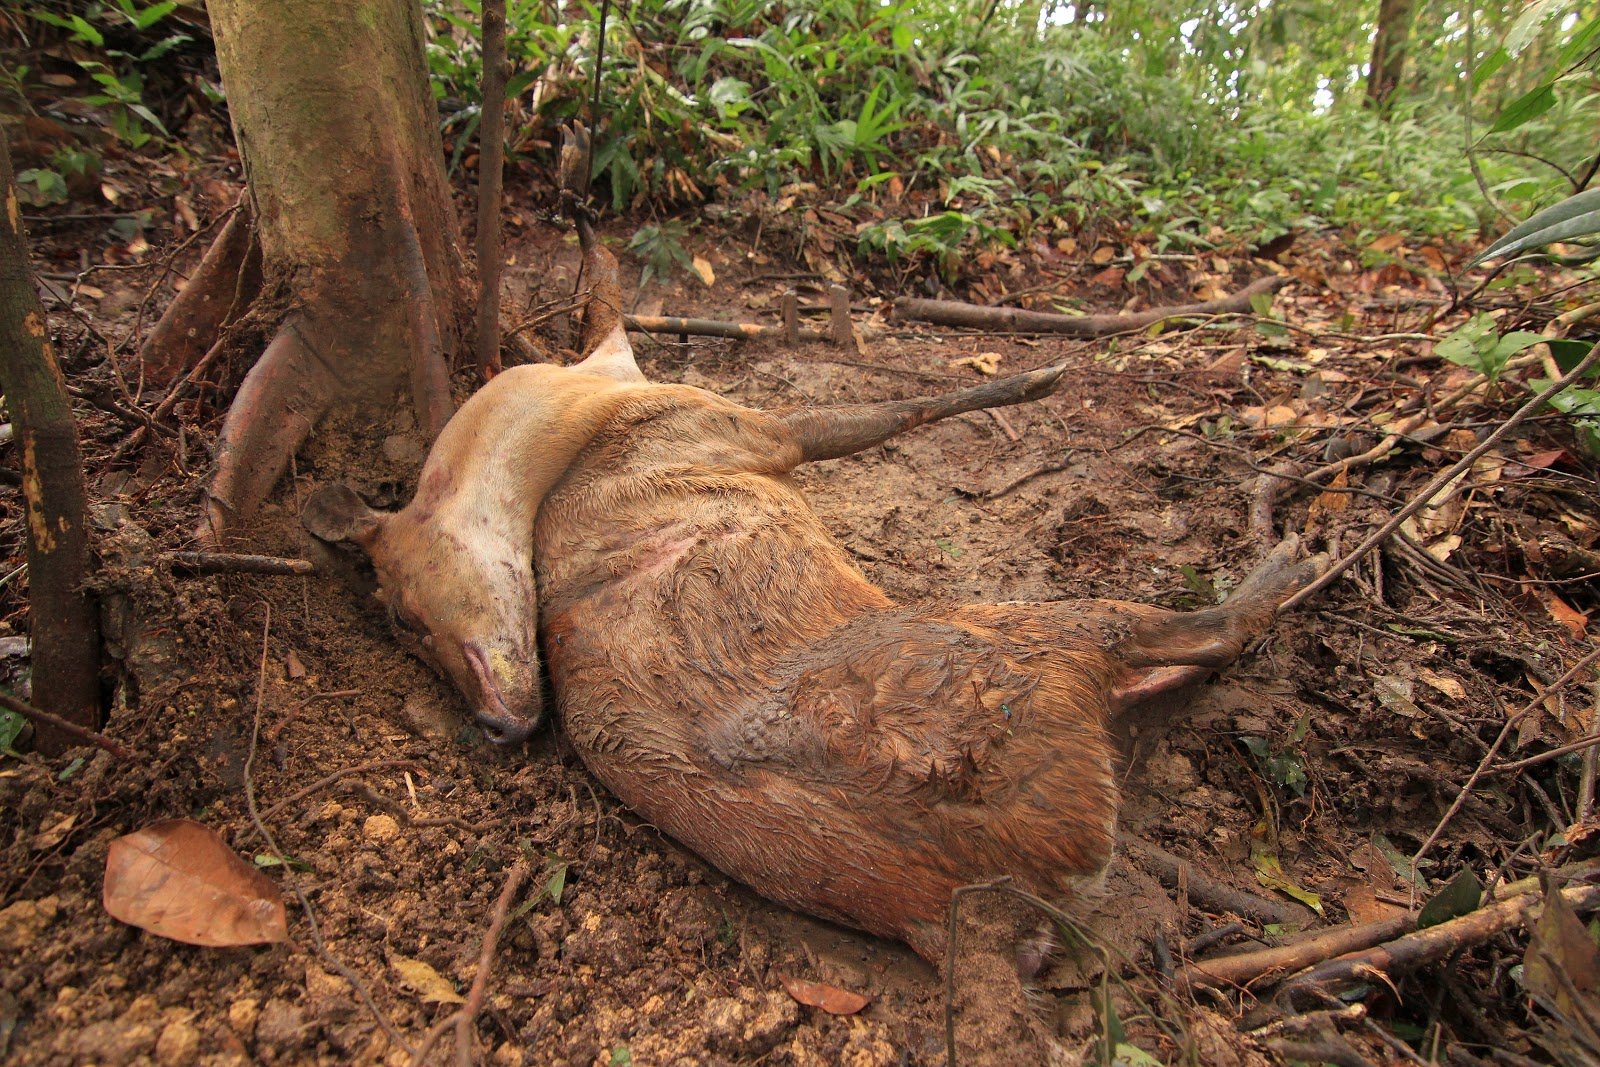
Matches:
[[381, 434, 424, 465], [363, 814, 401, 842], [155, 1016, 201, 1066], [0, 895, 58, 951], [255, 997, 309, 1048], [227, 997, 260, 1038]]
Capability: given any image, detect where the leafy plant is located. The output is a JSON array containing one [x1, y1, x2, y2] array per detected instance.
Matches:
[[1436, 313, 1546, 382], [627, 222, 696, 287]]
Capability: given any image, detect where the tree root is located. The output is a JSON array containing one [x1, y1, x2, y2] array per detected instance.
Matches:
[[137, 195, 260, 386], [1119, 836, 1317, 928]]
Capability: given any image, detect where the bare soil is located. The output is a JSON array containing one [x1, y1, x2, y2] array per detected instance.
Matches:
[[1, 205, 1596, 1066]]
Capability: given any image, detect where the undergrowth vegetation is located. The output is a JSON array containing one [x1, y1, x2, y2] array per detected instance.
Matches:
[[5, 0, 1597, 274], [413, 0, 1599, 269]]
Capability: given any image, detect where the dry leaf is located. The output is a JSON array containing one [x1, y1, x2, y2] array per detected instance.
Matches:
[[1416, 669, 1466, 701], [285, 650, 307, 680], [1341, 882, 1406, 925], [950, 352, 1002, 375], [33, 812, 78, 851], [103, 819, 288, 947], [778, 974, 871, 1015], [1091, 245, 1114, 265], [392, 956, 464, 1004], [1539, 589, 1590, 639], [1526, 880, 1600, 1024], [690, 256, 715, 287], [1369, 233, 1404, 253], [1307, 467, 1351, 520]]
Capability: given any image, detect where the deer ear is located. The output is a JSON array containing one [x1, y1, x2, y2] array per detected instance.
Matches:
[[303, 484, 386, 546]]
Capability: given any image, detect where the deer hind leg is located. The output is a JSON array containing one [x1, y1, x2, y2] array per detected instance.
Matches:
[[1109, 536, 1326, 709]]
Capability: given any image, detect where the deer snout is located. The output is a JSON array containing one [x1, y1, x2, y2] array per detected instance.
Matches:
[[462, 640, 541, 745]]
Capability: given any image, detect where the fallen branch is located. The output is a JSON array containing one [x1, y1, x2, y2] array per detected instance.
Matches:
[[1120, 835, 1316, 928], [1282, 881, 1600, 996], [167, 551, 317, 576], [0, 691, 130, 759], [893, 275, 1289, 335], [1179, 914, 1413, 992], [1181, 859, 1600, 994], [625, 313, 828, 343]]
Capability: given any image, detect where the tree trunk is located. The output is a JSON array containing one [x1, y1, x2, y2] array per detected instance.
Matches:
[[144, 0, 470, 540], [0, 127, 102, 753], [1366, 0, 1418, 113]]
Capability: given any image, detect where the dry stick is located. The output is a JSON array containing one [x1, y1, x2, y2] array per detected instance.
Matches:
[[241, 606, 414, 1058], [453, 861, 532, 1067], [1280, 340, 1600, 613], [1409, 645, 1600, 877], [1180, 914, 1414, 992], [167, 551, 317, 576], [255, 757, 419, 824], [1180, 859, 1600, 994], [1119, 836, 1315, 927], [0, 691, 130, 759], [1283, 882, 1600, 996], [1576, 680, 1599, 820], [624, 313, 828, 343], [474, 0, 507, 377], [894, 275, 1288, 335]]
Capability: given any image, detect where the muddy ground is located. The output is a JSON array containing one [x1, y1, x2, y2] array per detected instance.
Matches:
[[1, 202, 1596, 1065]]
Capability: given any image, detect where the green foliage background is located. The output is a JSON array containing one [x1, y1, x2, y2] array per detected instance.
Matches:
[[414, 0, 1599, 265]]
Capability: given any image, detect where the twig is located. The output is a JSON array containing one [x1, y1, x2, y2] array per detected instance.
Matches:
[[454, 861, 532, 1066], [1280, 340, 1600, 611], [242, 607, 414, 1058], [256, 757, 420, 824], [1282, 882, 1600, 996], [1178, 914, 1412, 992], [167, 551, 317, 576], [1412, 645, 1600, 873], [1120, 835, 1316, 927], [0, 692, 130, 759]]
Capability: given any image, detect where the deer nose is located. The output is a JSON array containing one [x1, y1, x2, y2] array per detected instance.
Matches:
[[475, 706, 535, 745]]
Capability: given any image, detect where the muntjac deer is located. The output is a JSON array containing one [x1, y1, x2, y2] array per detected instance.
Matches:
[[305, 128, 1324, 1058]]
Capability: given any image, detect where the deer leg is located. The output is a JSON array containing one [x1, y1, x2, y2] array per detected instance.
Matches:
[[782, 363, 1068, 462], [1110, 537, 1326, 707]]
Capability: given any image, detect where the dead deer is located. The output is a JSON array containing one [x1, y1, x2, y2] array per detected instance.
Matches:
[[305, 141, 1323, 1058]]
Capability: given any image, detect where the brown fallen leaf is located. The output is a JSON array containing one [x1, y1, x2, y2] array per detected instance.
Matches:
[[392, 955, 464, 1004], [103, 819, 288, 947], [1307, 467, 1351, 521], [285, 650, 307, 680], [33, 812, 78, 851], [778, 974, 871, 1015], [1526, 876, 1600, 1024], [1539, 588, 1591, 640], [690, 255, 715, 287]]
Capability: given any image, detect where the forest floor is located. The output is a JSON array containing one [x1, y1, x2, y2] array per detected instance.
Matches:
[[1, 159, 1598, 1066]]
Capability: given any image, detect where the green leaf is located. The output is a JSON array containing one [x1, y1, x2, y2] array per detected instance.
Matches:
[[133, 1, 178, 29], [544, 860, 568, 905], [1252, 821, 1324, 915], [1371, 832, 1427, 886], [1488, 83, 1557, 134], [1473, 187, 1600, 264], [1558, 16, 1600, 68], [1472, 47, 1510, 89], [609, 1047, 632, 1067], [0, 709, 25, 751], [1548, 339, 1600, 376], [58, 757, 85, 781], [68, 13, 105, 45], [1418, 867, 1483, 929]]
